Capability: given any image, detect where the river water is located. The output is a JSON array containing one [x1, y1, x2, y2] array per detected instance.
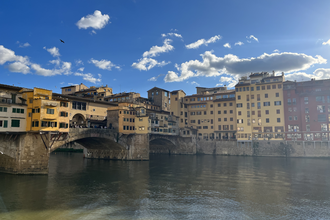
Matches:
[[0, 153, 330, 219]]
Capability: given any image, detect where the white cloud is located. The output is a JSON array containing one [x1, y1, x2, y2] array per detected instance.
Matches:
[[90, 30, 97, 35], [164, 51, 326, 82], [89, 58, 120, 70], [44, 46, 60, 57], [60, 82, 65, 85], [132, 57, 170, 71], [75, 59, 84, 66], [76, 10, 110, 30], [322, 39, 330, 45], [7, 62, 30, 74], [191, 81, 200, 86], [142, 39, 174, 57], [246, 35, 259, 42], [0, 45, 29, 65], [31, 64, 58, 76], [74, 72, 102, 84], [273, 49, 280, 53], [223, 43, 231, 48], [49, 59, 60, 66], [161, 33, 182, 38], [61, 62, 72, 75], [148, 74, 164, 81], [234, 41, 244, 46], [17, 41, 31, 48], [215, 76, 239, 88], [78, 67, 84, 72], [185, 35, 222, 49]]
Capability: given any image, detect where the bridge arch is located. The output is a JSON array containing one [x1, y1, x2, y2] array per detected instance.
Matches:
[[149, 137, 177, 154]]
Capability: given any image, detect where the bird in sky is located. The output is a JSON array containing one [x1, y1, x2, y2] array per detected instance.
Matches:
[[60, 39, 65, 43]]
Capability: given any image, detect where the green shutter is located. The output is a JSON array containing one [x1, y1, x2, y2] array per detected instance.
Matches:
[[4, 120, 8, 128], [21, 109, 24, 114], [4, 107, 7, 112], [12, 108, 16, 113], [0, 107, 2, 112], [11, 120, 20, 127]]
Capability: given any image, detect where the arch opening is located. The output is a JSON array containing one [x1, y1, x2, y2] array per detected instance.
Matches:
[[149, 138, 176, 154], [71, 113, 86, 127]]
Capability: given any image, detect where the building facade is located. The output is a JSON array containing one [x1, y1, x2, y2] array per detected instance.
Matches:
[[283, 79, 330, 141], [0, 84, 27, 133], [235, 72, 285, 143]]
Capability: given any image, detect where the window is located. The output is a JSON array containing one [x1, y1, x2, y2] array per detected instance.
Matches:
[[306, 124, 310, 131], [247, 111, 250, 117], [230, 117, 233, 121], [256, 86, 260, 91], [11, 120, 20, 127], [218, 103, 221, 107], [288, 99, 291, 105], [204, 111, 207, 115], [265, 110, 269, 114], [258, 111, 261, 117], [238, 95, 241, 100], [276, 93, 279, 97], [237, 119, 243, 123], [305, 108, 309, 113], [316, 96, 324, 102], [272, 85, 276, 89], [251, 87, 254, 91], [210, 111, 213, 115], [257, 102, 261, 109], [278, 84, 282, 89], [218, 118, 221, 122], [292, 98, 296, 104], [237, 103, 243, 108], [304, 97, 308, 104], [218, 111, 221, 114], [267, 85, 271, 90], [229, 102, 233, 106], [289, 116, 292, 121], [277, 118, 281, 123], [262, 86, 265, 90], [317, 105, 326, 113], [224, 103, 227, 107], [224, 110, 227, 114], [246, 95, 249, 101], [266, 118, 270, 123], [305, 115, 310, 122], [251, 103, 255, 107], [257, 94, 260, 101], [0, 107, 7, 112], [224, 118, 227, 121], [46, 109, 54, 114], [265, 94, 268, 98], [263, 102, 270, 106], [251, 95, 254, 99], [294, 116, 298, 121], [274, 101, 281, 106], [318, 114, 326, 122], [252, 111, 255, 115], [230, 110, 233, 114], [238, 111, 241, 115]]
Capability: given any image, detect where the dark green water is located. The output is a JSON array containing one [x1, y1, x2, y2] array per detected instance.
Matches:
[[0, 153, 330, 219]]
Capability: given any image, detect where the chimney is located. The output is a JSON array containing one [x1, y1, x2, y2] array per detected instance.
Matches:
[[272, 70, 275, 76], [282, 72, 284, 76]]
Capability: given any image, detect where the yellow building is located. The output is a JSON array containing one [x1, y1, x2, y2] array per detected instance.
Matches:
[[61, 83, 113, 101], [170, 87, 236, 139], [53, 93, 117, 128], [235, 72, 285, 143], [107, 103, 149, 134], [22, 88, 60, 132], [52, 96, 70, 133]]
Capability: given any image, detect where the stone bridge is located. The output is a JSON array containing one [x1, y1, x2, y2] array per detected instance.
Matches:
[[0, 129, 196, 174], [149, 133, 196, 154]]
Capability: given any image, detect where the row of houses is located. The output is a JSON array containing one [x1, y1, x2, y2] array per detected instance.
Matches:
[[1, 72, 330, 143]]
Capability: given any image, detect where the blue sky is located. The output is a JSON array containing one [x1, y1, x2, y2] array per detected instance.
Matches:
[[1, 0, 330, 97]]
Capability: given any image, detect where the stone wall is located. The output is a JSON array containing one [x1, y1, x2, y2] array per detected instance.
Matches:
[[197, 140, 330, 157], [0, 133, 49, 174]]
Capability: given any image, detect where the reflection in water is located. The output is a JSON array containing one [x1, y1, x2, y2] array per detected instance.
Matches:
[[0, 153, 330, 219]]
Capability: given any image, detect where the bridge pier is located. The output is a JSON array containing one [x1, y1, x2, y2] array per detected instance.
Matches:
[[0, 133, 49, 174]]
